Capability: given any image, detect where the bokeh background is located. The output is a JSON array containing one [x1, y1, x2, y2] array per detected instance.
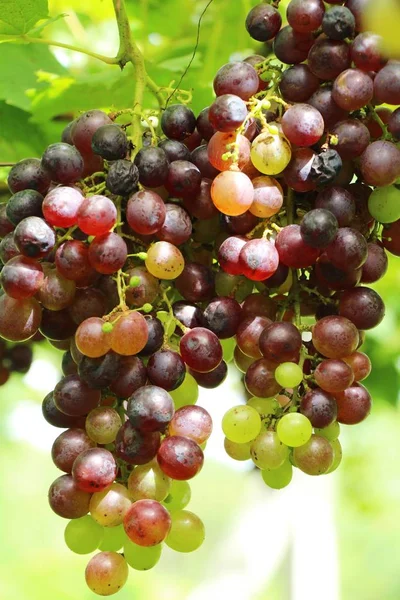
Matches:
[[1, 1, 399, 599]]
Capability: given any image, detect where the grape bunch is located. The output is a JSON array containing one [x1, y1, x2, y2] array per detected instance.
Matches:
[[0, 0, 399, 594], [0, 339, 34, 385]]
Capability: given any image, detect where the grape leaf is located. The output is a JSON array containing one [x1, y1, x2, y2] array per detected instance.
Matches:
[[0, 0, 48, 34], [0, 102, 49, 161]]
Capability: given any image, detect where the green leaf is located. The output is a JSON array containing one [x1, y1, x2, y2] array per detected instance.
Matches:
[[28, 13, 67, 36], [0, 0, 48, 34], [0, 102, 48, 161]]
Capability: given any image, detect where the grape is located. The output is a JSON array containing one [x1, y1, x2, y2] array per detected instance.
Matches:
[[314, 359, 354, 393], [180, 327, 222, 373], [166, 510, 205, 553], [275, 363, 303, 388], [283, 148, 316, 193], [250, 131, 292, 176], [293, 435, 333, 475], [262, 460, 293, 489], [276, 224, 320, 269], [126, 190, 166, 236], [91, 124, 128, 160], [218, 236, 247, 275], [342, 352, 371, 381], [221, 337, 236, 363], [315, 186, 355, 227], [7, 158, 51, 195], [147, 349, 186, 391], [134, 146, 169, 188], [127, 385, 174, 433], [279, 64, 320, 103], [368, 185, 400, 224], [85, 551, 128, 596], [106, 159, 139, 195], [64, 515, 103, 554], [145, 241, 184, 280], [161, 104, 196, 140], [213, 62, 259, 101], [245, 359, 282, 398], [110, 311, 148, 356], [176, 262, 214, 303], [282, 104, 324, 147], [90, 483, 132, 527], [330, 119, 370, 160], [315, 421, 340, 442], [308, 38, 351, 80], [75, 317, 111, 358], [310, 149, 343, 187], [159, 138, 191, 162], [382, 220, 400, 256], [312, 315, 359, 359], [259, 323, 301, 364], [156, 203, 192, 245], [77, 195, 117, 236], [308, 86, 348, 129], [388, 108, 400, 141], [245, 3, 282, 41], [287, 0, 325, 33], [69, 288, 107, 326], [335, 383, 372, 424], [6, 189, 43, 225], [300, 209, 338, 249], [339, 286, 385, 330], [173, 301, 206, 330], [88, 232, 127, 275], [250, 176, 283, 218], [124, 539, 162, 570], [41, 143, 84, 184], [71, 110, 111, 154], [222, 405, 261, 443], [157, 436, 204, 480], [85, 407, 122, 444], [109, 356, 146, 398], [0, 295, 42, 342], [373, 63, 400, 106], [52, 428, 95, 473], [273, 26, 314, 64], [300, 388, 338, 428], [183, 179, 218, 221], [234, 346, 256, 373], [0, 232, 19, 264], [326, 227, 368, 271], [236, 315, 272, 359], [72, 447, 117, 493], [165, 160, 201, 197], [250, 430, 288, 470], [241, 293, 277, 320], [277, 413, 312, 447], [351, 32, 386, 72], [37, 263, 76, 310], [361, 243, 388, 284], [169, 373, 199, 409], [209, 94, 247, 133], [14, 216, 55, 259], [163, 480, 191, 512], [0, 256, 44, 300], [196, 107, 216, 141], [48, 474, 91, 519], [42, 392, 85, 428], [99, 525, 125, 552], [190, 361, 228, 388], [127, 460, 171, 502], [55, 240, 94, 285], [239, 239, 279, 282], [204, 297, 242, 339], [211, 171, 254, 217], [322, 6, 355, 39], [125, 267, 159, 309], [139, 317, 164, 357], [332, 69, 373, 112], [115, 421, 161, 465], [361, 140, 400, 187], [208, 131, 251, 172], [124, 499, 171, 546], [224, 438, 251, 461]]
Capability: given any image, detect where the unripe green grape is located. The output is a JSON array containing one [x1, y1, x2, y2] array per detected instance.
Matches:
[[163, 480, 191, 512], [90, 483, 132, 527], [98, 524, 126, 552], [222, 405, 262, 443], [247, 396, 278, 415], [127, 460, 171, 502], [315, 421, 340, 441], [277, 412, 312, 447], [250, 430, 289, 470], [261, 460, 293, 489], [85, 551, 128, 596], [224, 437, 251, 461], [293, 434, 334, 476], [170, 372, 199, 409], [275, 362, 303, 388], [250, 131, 292, 175], [64, 515, 104, 554], [124, 539, 162, 570], [368, 185, 400, 223], [326, 438, 342, 474], [221, 337, 236, 363], [165, 510, 205, 553]]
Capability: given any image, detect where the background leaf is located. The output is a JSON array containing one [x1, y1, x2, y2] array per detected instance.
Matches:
[[0, 0, 49, 34]]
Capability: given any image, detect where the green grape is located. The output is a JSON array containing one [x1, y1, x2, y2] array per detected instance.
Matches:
[[364, 0, 400, 55], [163, 480, 191, 512], [124, 539, 162, 570], [326, 439, 342, 474], [64, 515, 104, 555], [274, 362, 303, 388], [247, 396, 278, 416], [222, 405, 262, 443], [85, 551, 129, 596], [98, 524, 126, 552], [90, 483, 132, 527], [261, 460, 293, 489], [156, 310, 176, 337], [250, 130, 292, 175], [127, 460, 171, 502], [368, 186, 400, 223], [221, 337, 236, 363], [277, 412, 312, 447], [165, 510, 205, 553], [315, 421, 340, 442], [170, 372, 199, 409], [215, 271, 254, 303], [224, 437, 251, 461], [250, 430, 289, 470]]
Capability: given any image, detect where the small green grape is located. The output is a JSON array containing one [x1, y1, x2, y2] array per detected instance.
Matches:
[[261, 460, 293, 489], [247, 396, 278, 415], [170, 372, 199, 409], [326, 439, 342, 474], [368, 185, 400, 223], [315, 421, 340, 442], [250, 430, 289, 470], [277, 413, 312, 447], [165, 510, 205, 553], [98, 524, 126, 552], [124, 540, 162, 570], [275, 362, 303, 388], [222, 405, 261, 443], [64, 515, 103, 555], [224, 437, 251, 461], [221, 337, 236, 363], [163, 480, 191, 512]]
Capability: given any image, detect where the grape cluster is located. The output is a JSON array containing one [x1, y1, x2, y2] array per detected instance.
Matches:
[[0, 339, 34, 385], [0, 0, 399, 594]]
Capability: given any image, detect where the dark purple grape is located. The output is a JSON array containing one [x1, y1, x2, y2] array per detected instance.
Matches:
[[360, 141, 400, 187], [245, 358, 282, 397], [283, 148, 316, 193], [146, 350, 186, 391], [140, 317, 164, 356], [156, 203, 192, 245], [159, 139, 191, 162], [72, 447, 117, 493], [209, 94, 248, 133], [273, 26, 314, 64], [308, 86, 348, 129], [326, 227, 368, 271], [322, 6, 355, 40], [110, 356, 147, 398], [300, 389, 337, 428], [180, 327, 222, 373], [115, 421, 161, 465], [351, 32, 387, 72], [287, 0, 325, 33], [78, 352, 120, 389], [310, 150, 343, 187], [88, 232, 127, 275], [196, 107, 216, 141], [126, 190, 166, 236], [48, 474, 91, 518], [339, 286, 385, 330], [172, 301, 207, 330], [6, 189, 43, 225], [262, 263, 289, 289], [373, 63, 400, 105], [204, 297, 242, 338], [332, 68, 373, 111], [191, 145, 219, 179], [190, 361, 228, 389], [315, 186, 356, 227], [127, 385, 174, 433], [308, 38, 351, 80], [52, 428, 95, 473], [176, 262, 215, 303], [300, 209, 338, 249], [259, 322, 302, 363], [335, 382, 371, 424], [183, 179, 219, 220], [41, 143, 84, 184], [388, 108, 400, 141], [68, 288, 107, 326], [279, 64, 320, 103], [7, 158, 51, 195], [54, 374, 101, 416], [71, 109, 112, 155], [330, 119, 370, 160], [246, 3, 282, 41], [165, 160, 201, 197], [42, 392, 85, 428], [315, 254, 362, 290], [14, 216, 55, 259], [40, 308, 77, 341], [161, 104, 196, 140], [213, 62, 259, 100], [276, 224, 320, 269], [224, 211, 258, 235], [91, 124, 129, 160], [361, 243, 388, 283], [134, 147, 169, 187], [106, 159, 139, 195], [62, 351, 78, 376], [61, 120, 76, 144]]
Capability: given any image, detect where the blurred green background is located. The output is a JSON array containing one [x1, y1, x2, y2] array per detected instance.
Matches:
[[1, 1, 400, 599]]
